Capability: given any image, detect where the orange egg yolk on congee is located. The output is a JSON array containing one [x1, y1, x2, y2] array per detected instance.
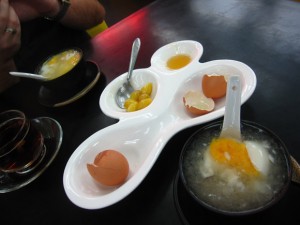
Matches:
[[209, 138, 260, 177]]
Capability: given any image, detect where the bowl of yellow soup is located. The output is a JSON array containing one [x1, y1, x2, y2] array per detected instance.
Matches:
[[179, 120, 292, 216], [35, 48, 86, 90]]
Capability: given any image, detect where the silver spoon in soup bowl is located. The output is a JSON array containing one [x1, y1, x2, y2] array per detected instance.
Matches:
[[115, 38, 141, 109]]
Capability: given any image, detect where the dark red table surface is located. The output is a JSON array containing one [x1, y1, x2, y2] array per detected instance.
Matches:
[[1, 0, 300, 224]]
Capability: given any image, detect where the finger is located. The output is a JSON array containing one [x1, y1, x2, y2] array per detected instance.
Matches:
[[1, 6, 21, 58], [8, 5, 21, 31], [4, 27, 17, 34], [0, 0, 10, 32], [3, 5, 20, 37], [0, 0, 20, 35]]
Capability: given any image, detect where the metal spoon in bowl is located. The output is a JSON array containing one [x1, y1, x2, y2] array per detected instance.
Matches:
[[115, 38, 141, 109], [219, 75, 242, 140], [9, 71, 48, 81]]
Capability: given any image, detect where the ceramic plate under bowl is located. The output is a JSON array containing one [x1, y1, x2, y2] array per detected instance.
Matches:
[[0, 117, 63, 193], [38, 61, 100, 107]]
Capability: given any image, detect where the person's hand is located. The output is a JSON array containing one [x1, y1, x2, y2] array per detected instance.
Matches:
[[0, 0, 21, 91], [10, 0, 106, 30], [0, 0, 21, 65], [9, 0, 58, 21]]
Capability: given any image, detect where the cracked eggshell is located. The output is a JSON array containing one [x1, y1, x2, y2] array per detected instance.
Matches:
[[202, 74, 227, 99], [87, 150, 129, 186], [183, 91, 215, 115]]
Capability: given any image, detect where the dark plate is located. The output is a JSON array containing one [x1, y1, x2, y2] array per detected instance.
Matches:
[[173, 171, 299, 225], [38, 61, 100, 107], [0, 117, 63, 193]]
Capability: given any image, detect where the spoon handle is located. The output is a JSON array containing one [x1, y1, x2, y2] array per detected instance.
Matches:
[[9, 71, 47, 81], [220, 75, 242, 140], [127, 38, 141, 81]]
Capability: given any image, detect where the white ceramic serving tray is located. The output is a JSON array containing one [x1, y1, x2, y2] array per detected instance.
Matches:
[[63, 40, 257, 209]]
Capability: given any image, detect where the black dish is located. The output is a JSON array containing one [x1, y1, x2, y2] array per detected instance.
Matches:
[[173, 170, 294, 225], [178, 120, 291, 216], [36, 48, 86, 90], [174, 171, 269, 225], [38, 61, 100, 107], [0, 117, 63, 193]]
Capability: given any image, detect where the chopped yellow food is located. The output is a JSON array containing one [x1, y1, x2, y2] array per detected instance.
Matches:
[[209, 138, 259, 177], [124, 99, 137, 109], [138, 93, 150, 101], [137, 98, 152, 110], [126, 102, 138, 112], [124, 83, 153, 112], [130, 90, 141, 101], [141, 83, 152, 95]]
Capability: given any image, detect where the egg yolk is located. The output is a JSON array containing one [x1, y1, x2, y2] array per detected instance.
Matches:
[[209, 138, 260, 177]]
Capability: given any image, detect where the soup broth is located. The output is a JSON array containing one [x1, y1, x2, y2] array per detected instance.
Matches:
[[39, 49, 81, 80]]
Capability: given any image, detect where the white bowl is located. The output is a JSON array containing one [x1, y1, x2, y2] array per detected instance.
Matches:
[[63, 40, 257, 209], [150, 40, 203, 73]]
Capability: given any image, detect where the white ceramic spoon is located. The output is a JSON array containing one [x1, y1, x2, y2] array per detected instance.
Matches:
[[219, 75, 242, 140]]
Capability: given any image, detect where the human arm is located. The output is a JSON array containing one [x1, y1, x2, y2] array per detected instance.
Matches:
[[0, 0, 21, 92], [10, 0, 106, 30]]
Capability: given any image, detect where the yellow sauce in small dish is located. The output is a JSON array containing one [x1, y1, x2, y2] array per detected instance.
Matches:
[[166, 54, 191, 70]]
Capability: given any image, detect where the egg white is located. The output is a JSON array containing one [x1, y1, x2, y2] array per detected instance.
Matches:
[[245, 140, 270, 175]]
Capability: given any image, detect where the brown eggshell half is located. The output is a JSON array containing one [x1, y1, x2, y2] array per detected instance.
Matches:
[[202, 74, 227, 99], [87, 149, 129, 186]]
